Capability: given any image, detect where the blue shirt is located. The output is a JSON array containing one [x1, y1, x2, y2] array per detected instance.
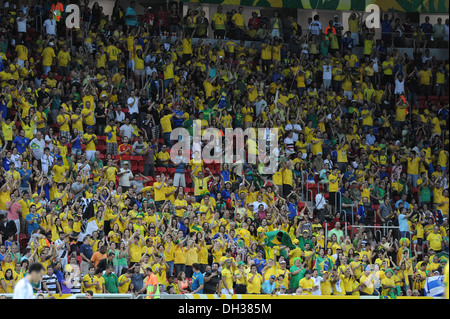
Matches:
[[79, 243, 93, 260], [253, 258, 267, 274], [381, 19, 392, 33], [357, 205, 374, 224], [221, 170, 230, 182], [366, 133, 376, 146], [2, 157, 11, 171], [26, 213, 40, 235], [398, 214, 409, 232], [72, 136, 81, 150], [287, 202, 297, 218], [395, 200, 410, 210], [18, 168, 32, 188], [191, 271, 204, 293], [261, 279, 275, 294], [221, 188, 231, 200], [12, 136, 30, 154], [125, 7, 137, 26]]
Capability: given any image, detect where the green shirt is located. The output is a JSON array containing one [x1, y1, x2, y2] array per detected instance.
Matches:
[[102, 272, 119, 293], [289, 265, 305, 289], [297, 237, 314, 251], [234, 112, 243, 127]]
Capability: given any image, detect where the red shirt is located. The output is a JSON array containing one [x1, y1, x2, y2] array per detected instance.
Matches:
[[118, 144, 133, 161], [324, 26, 336, 35], [6, 202, 21, 220], [248, 17, 261, 30]]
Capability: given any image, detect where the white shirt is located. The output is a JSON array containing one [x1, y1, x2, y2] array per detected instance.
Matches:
[[322, 64, 332, 80], [11, 153, 22, 168], [30, 138, 46, 160], [13, 277, 34, 299], [77, 163, 91, 176], [251, 200, 268, 212], [284, 136, 295, 155], [127, 96, 139, 114], [43, 18, 56, 35], [54, 238, 68, 259], [17, 17, 27, 33], [315, 193, 326, 210], [309, 21, 322, 35], [422, 55, 433, 64], [118, 168, 133, 187], [120, 124, 134, 140], [394, 79, 405, 95], [444, 24, 449, 41], [371, 57, 379, 73], [115, 110, 125, 122], [312, 276, 323, 295], [284, 124, 302, 142]]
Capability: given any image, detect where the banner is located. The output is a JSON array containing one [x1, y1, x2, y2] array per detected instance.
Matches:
[[424, 275, 445, 297], [181, 0, 449, 13]]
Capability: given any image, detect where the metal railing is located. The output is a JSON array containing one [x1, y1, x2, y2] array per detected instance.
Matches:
[[157, 79, 164, 100]]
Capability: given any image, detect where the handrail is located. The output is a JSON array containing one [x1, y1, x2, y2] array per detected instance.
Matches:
[[174, 88, 182, 104], [335, 191, 342, 218], [157, 79, 164, 100]]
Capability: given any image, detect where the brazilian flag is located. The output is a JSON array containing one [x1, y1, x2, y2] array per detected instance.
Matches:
[[264, 230, 296, 259], [438, 251, 449, 263]]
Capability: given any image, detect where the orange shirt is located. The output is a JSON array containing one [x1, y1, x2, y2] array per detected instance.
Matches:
[[146, 273, 159, 295], [90, 251, 107, 268]]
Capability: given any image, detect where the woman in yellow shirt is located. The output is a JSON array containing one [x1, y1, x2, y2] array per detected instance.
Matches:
[[174, 236, 188, 276], [133, 47, 145, 89]]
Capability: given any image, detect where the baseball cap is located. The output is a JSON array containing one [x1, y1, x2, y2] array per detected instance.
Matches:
[[270, 275, 276, 279], [280, 260, 286, 264], [123, 161, 129, 165]]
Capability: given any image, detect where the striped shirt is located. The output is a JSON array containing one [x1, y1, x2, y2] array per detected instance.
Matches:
[[42, 274, 59, 294]]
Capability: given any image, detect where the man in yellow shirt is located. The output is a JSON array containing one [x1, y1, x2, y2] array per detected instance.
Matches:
[[399, 150, 422, 188], [232, 7, 245, 40], [83, 126, 98, 161], [42, 42, 56, 75], [56, 106, 71, 140], [57, 44, 71, 76], [299, 269, 315, 295], [106, 38, 121, 74], [427, 226, 443, 253], [212, 6, 226, 39], [246, 264, 263, 294], [418, 64, 433, 97]]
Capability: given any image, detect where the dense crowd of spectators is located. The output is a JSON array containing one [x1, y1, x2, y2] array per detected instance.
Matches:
[[0, 1, 448, 298]]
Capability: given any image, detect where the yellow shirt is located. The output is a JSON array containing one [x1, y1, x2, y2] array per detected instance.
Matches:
[[299, 277, 314, 295], [57, 50, 71, 67], [42, 47, 56, 67], [83, 133, 97, 151], [232, 13, 245, 28], [106, 45, 120, 61], [246, 272, 263, 294]]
